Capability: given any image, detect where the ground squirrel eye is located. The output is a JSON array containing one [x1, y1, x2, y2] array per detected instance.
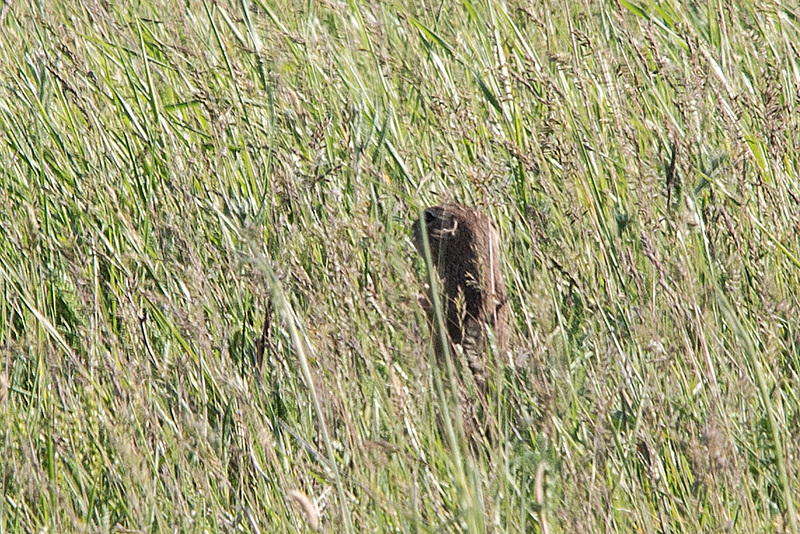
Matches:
[[424, 209, 437, 226]]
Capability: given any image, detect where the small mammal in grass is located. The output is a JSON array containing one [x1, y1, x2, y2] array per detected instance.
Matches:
[[411, 203, 509, 392]]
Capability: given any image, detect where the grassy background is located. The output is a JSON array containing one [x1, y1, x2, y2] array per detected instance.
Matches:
[[1, 0, 799, 532]]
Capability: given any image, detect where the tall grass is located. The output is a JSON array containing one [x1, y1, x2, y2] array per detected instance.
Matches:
[[0, 0, 798, 532]]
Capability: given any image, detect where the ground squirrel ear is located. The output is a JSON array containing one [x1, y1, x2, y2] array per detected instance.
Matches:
[[444, 218, 458, 236]]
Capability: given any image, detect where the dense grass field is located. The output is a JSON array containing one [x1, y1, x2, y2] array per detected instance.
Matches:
[[1, 0, 799, 532]]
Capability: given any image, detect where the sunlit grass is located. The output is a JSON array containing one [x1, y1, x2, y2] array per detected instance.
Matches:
[[0, 0, 798, 532]]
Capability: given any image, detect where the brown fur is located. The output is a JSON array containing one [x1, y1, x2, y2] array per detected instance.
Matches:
[[412, 204, 509, 394]]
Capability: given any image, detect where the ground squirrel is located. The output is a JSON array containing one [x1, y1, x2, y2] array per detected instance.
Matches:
[[412, 203, 509, 395]]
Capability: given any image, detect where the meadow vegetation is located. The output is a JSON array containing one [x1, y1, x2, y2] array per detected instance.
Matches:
[[0, 0, 799, 531]]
